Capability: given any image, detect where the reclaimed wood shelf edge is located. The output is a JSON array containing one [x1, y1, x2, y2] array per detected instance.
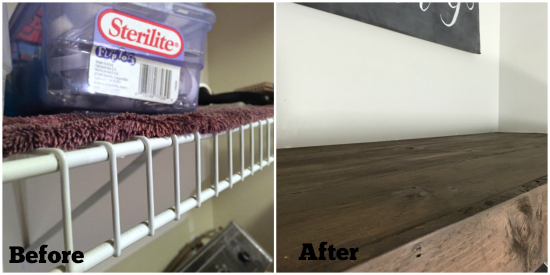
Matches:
[[276, 133, 547, 272]]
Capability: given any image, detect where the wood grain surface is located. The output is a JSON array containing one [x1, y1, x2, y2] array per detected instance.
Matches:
[[276, 133, 547, 272]]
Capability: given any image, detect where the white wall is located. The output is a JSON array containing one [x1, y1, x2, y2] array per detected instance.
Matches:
[[498, 3, 547, 133], [276, 3, 501, 149]]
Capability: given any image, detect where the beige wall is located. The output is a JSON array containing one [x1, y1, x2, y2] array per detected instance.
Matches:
[[204, 2, 275, 259], [6, 2, 16, 17], [498, 3, 548, 133], [204, 3, 274, 93]]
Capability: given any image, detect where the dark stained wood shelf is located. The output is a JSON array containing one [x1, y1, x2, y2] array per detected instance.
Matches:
[[277, 133, 547, 272]]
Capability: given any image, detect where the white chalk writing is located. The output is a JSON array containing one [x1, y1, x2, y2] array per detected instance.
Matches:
[[420, 2, 475, 27]]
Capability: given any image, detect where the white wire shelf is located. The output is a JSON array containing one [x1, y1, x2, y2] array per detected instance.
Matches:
[[2, 117, 274, 273]]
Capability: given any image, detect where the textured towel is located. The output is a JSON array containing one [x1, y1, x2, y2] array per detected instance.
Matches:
[[3, 106, 274, 158]]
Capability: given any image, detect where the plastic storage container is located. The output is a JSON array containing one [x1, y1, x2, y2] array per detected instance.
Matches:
[[5, 3, 215, 117], [3, 3, 12, 109]]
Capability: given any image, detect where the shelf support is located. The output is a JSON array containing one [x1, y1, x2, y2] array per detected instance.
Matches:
[[214, 133, 219, 197], [240, 125, 245, 182], [194, 132, 202, 207], [267, 119, 271, 165], [40, 117, 274, 273], [228, 129, 233, 188], [134, 136, 155, 236], [170, 136, 181, 220], [260, 120, 264, 170], [92, 141, 122, 257], [250, 122, 254, 176], [32, 148, 75, 272], [22, 151, 159, 256]]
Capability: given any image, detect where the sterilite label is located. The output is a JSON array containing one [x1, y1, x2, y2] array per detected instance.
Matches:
[[89, 7, 185, 104], [89, 46, 180, 104]]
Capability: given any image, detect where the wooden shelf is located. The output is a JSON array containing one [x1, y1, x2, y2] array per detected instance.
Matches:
[[276, 133, 547, 272]]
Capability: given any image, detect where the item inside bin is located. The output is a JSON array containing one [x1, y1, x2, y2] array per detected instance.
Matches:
[[198, 88, 274, 106], [198, 82, 274, 106]]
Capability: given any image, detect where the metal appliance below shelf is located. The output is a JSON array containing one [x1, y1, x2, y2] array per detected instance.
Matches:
[[175, 221, 273, 272]]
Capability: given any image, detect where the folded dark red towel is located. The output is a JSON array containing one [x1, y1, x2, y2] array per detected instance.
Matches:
[[3, 106, 274, 158]]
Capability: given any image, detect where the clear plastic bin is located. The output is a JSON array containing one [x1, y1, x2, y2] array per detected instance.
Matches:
[[3, 3, 12, 110], [5, 3, 215, 116]]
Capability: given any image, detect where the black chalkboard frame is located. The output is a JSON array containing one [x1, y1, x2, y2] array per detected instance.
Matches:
[[298, 3, 481, 54]]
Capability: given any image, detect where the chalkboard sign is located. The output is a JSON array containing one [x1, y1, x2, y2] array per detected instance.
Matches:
[[299, 3, 480, 54]]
